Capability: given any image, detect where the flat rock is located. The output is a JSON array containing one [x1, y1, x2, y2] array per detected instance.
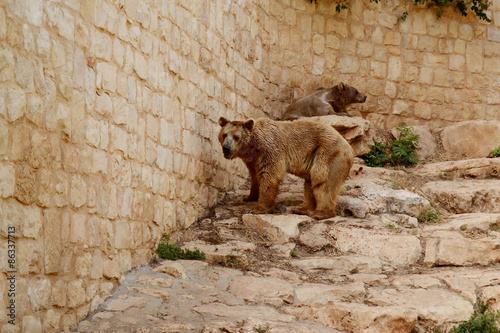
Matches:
[[414, 157, 500, 178], [105, 295, 146, 312], [153, 261, 188, 279], [287, 302, 417, 333], [440, 120, 500, 158], [242, 214, 311, 244], [421, 213, 500, 232], [290, 255, 383, 275], [480, 285, 500, 311], [127, 286, 171, 302], [340, 181, 431, 217], [298, 223, 331, 251], [136, 275, 173, 288], [294, 282, 366, 305], [182, 240, 256, 263], [367, 288, 473, 325], [331, 227, 422, 266], [422, 180, 500, 214], [193, 303, 295, 322], [227, 275, 294, 306], [201, 318, 343, 333], [424, 230, 500, 266], [392, 274, 443, 290]]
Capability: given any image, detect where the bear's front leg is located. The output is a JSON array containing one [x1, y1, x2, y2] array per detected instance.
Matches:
[[243, 162, 259, 202], [253, 174, 281, 214]]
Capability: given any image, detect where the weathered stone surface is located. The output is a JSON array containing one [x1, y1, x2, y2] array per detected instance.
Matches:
[[106, 295, 146, 311], [153, 260, 188, 279], [136, 275, 173, 288], [367, 288, 473, 325], [182, 240, 256, 264], [441, 121, 500, 158], [331, 227, 422, 266], [27, 278, 51, 312], [127, 286, 171, 302], [287, 302, 417, 333], [414, 158, 500, 179], [193, 303, 295, 322], [340, 181, 431, 218], [242, 214, 311, 244], [298, 223, 331, 251], [228, 275, 294, 306], [422, 180, 500, 214], [295, 282, 366, 305], [201, 318, 341, 333], [290, 255, 383, 275], [424, 230, 500, 267]]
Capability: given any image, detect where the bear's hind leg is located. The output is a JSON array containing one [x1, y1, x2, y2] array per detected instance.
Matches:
[[307, 151, 336, 219]]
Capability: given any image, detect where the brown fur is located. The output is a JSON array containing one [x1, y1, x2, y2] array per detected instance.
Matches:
[[218, 117, 355, 219], [281, 82, 367, 121]]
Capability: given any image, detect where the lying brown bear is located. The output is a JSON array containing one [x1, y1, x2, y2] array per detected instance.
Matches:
[[281, 82, 367, 120], [218, 117, 354, 219]]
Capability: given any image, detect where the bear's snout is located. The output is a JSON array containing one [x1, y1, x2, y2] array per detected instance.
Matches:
[[222, 143, 233, 159], [357, 93, 367, 103]]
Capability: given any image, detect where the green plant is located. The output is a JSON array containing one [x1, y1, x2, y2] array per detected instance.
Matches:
[[362, 123, 420, 168], [490, 221, 500, 232], [220, 254, 241, 268], [450, 301, 500, 333], [308, 0, 490, 22], [157, 236, 206, 261], [488, 146, 500, 158], [345, 185, 353, 191], [254, 324, 269, 333], [418, 209, 442, 223], [290, 249, 298, 258]]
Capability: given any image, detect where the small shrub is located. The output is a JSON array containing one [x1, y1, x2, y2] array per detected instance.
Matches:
[[490, 220, 500, 232], [418, 209, 442, 223], [488, 146, 500, 158], [220, 254, 241, 268], [157, 236, 206, 261], [290, 249, 298, 258], [450, 301, 500, 333], [362, 123, 420, 168]]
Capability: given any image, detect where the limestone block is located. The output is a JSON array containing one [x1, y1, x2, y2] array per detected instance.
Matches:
[[43, 210, 62, 273], [287, 302, 417, 333], [298, 223, 331, 251], [22, 316, 42, 333], [228, 275, 293, 306], [134, 52, 148, 80], [367, 288, 473, 325], [136, 275, 173, 288], [295, 282, 366, 305], [115, 221, 131, 249], [70, 213, 87, 244], [6, 86, 26, 122], [106, 295, 146, 311], [27, 277, 51, 311], [481, 285, 500, 311], [0, 163, 15, 198], [52, 279, 67, 307], [70, 175, 87, 208], [97, 62, 117, 92], [194, 303, 295, 322], [424, 230, 500, 266], [91, 250, 103, 279], [75, 252, 92, 277], [127, 286, 171, 302], [43, 309, 61, 333], [331, 227, 422, 266], [338, 56, 359, 74], [154, 261, 188, 279], [103, 257, 120, 279], [290, 255, 383, 275], [442, 121, 500, 157], [90, 28, 112, 61], [242, 214, 311, 245]]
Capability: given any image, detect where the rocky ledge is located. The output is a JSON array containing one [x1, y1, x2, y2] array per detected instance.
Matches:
[[70, 157, 500, 333]]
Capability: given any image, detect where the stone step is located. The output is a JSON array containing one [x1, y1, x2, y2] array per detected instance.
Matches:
[[422, 179, 500, 214]]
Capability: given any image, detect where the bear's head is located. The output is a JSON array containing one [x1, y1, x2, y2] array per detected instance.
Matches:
[[218, 117, 254, 160], [337, 82, 367, 105]]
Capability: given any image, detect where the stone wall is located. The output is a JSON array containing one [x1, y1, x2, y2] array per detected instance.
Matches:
[[1, 0, 500, 331]]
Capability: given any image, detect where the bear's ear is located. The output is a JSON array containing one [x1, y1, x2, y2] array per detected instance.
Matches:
[[243, 119, 254, 131], [219, 117, 229, 127], [338, 82, 345, 91]]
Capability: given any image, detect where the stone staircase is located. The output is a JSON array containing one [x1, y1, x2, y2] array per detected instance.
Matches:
[[69, 158, 500, 333]]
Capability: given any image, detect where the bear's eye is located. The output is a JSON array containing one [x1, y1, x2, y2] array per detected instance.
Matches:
[[233, 135, 239, 141], [222, 134, 227, 140]]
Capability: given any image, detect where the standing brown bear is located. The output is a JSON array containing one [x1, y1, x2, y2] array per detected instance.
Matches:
[[281, 82, 367, 120], [218, 117, 354, 219]]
